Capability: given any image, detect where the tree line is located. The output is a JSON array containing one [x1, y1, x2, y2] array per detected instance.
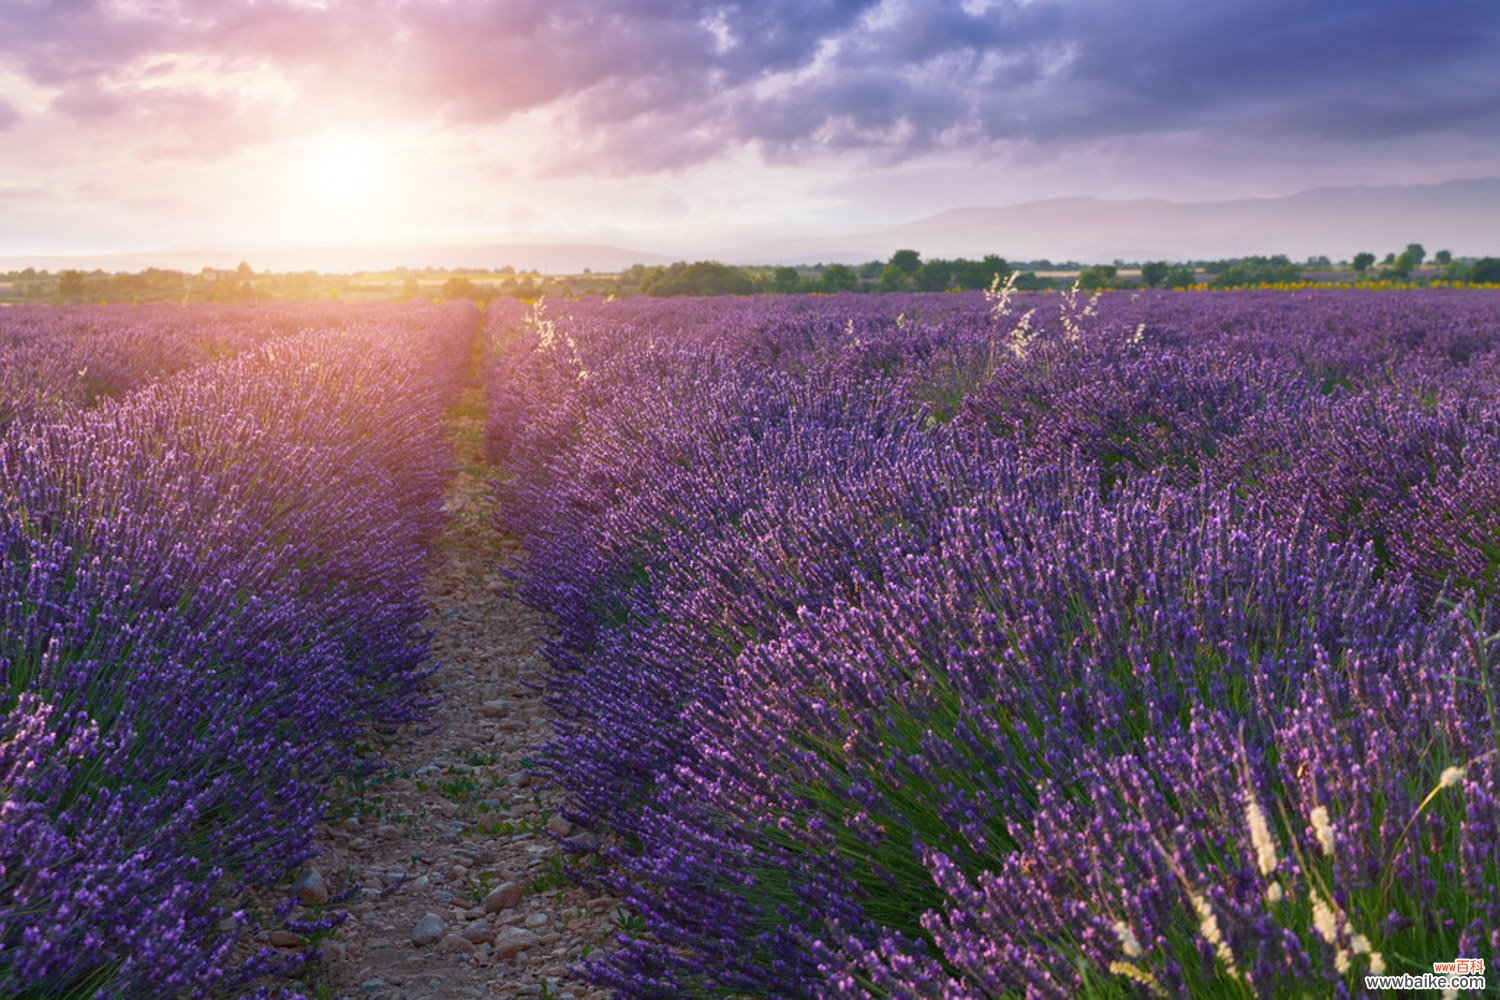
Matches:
[[9, 247, 1499, 305]]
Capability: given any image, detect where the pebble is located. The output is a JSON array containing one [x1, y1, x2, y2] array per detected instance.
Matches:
[[493, 926, 540, 960], [438, 933, 477, 955], [545, 815, 573, 837], [292, 866, 329, 905], [410, 913, 446, 947], [483, 881, 523, 913], [268, 929, 303, 948], [479, 699, 510, 718]]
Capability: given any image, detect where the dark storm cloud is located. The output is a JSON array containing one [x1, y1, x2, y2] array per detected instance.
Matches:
[[2, 0, 1497, 167]]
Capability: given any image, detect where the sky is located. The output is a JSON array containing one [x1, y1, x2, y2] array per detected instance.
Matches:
[[2, 0, 1498, 261]]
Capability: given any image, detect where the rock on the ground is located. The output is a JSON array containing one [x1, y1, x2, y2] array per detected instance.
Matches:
[[493, 926, 541, 961], [479, 698, 510, 718], [545, 815, 573, 837], [292, 866, 329, 905], [268, 929, 303, 948], [410, 913, 446, 947], [439, 933, 477, 955], [483, 881, 523, 913]]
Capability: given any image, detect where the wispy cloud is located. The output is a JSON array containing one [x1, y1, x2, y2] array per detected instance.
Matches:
[[5, 0, 1496, 167], [1, 0, 1496, 253]]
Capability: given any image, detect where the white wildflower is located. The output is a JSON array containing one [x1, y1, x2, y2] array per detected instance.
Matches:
[[1190, 892, 1239, 978], [1266, 883, 1283, 904], [1112, 920, 1143, 958], [1006, 309, 1038, 360], [1310, 890, 1339, 945], [1350, 934, 1370, 954], [1310, 805, 1335, 856], [1245, 790, 1279, 876], [1440, 765, 1466, 789], [1369, 952, 1385, 975], [1108, 961, 1164, 996]]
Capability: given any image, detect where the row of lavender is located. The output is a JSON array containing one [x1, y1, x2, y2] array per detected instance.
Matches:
[[0, 303, 391, 430], [2, 302, 477, 997], [486, 290, 1500, 997]]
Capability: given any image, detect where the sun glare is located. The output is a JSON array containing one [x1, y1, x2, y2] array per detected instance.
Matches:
[[303, 133, 383, 211]]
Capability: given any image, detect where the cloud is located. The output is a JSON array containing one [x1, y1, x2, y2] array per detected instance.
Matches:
[[0, 100, 19, 130], [0, 0, 1496, 173]]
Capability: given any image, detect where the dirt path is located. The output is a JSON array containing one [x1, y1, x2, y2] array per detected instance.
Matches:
[[301, 372, 614, 1000]]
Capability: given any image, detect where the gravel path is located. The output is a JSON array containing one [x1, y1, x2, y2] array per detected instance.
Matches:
[[299, 379, 615, 1000]]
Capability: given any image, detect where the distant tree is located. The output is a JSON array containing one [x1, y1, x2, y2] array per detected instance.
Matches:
[[1434, 250, 1452, 266], [236, 261, 255, 279], [1207, 255, 1297, 288], [1352, 252, 1376, 274], [771, 266, 801, 293], [913, 259, 952, 292], [1139, 261, 1171, 288], [879, 263, 909, 291], [1164, 266, 1197, 289], [1405, 243, 1426, 266], [819, 264, 859, 292], [1077, 264, 1118, 290], [1468, 258, 1500, 283], [397, 276, 421, 300], [58, 270, 85, 297], [1381, 252, 1397, 266], [441, 276, 484, 301], [952, 255, 1010, 290], [857, 260, 883, 280], [1013, 271, 1051, 291], [1305, 255, 1331, 268], [889, 249, 922, 275], [981, 255, 1011, 284], [643, 261, 755, 296]]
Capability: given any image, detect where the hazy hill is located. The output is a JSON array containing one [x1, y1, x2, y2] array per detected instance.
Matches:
[[735, 178, 1500, 264], [7, 179, 1495, 274]]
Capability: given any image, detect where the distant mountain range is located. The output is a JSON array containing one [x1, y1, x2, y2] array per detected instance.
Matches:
[[737, 178, 1500, 265], [5, 179, 1496, 273]]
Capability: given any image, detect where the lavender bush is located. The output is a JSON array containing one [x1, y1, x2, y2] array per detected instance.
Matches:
[[487, 290, 1500, 997], [1, 301, 477, 997]]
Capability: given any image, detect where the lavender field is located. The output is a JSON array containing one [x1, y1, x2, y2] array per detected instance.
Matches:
[[488, 288, 1500, 997], [2, 302, 476, 996], [4, 289, 1499, 998]]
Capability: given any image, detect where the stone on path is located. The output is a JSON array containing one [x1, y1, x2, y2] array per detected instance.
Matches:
[[438, 933, 477, 955], [483, 881, 523, 913], [493, 926, 540, 961], [292, 866, 329, 905], [411, 913, 446, 947]]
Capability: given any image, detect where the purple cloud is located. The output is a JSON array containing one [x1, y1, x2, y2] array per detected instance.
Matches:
[[1, 0, 1496, 170]]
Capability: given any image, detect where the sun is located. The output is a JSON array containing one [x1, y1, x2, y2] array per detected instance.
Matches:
[[303, 133, 383, 211]]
